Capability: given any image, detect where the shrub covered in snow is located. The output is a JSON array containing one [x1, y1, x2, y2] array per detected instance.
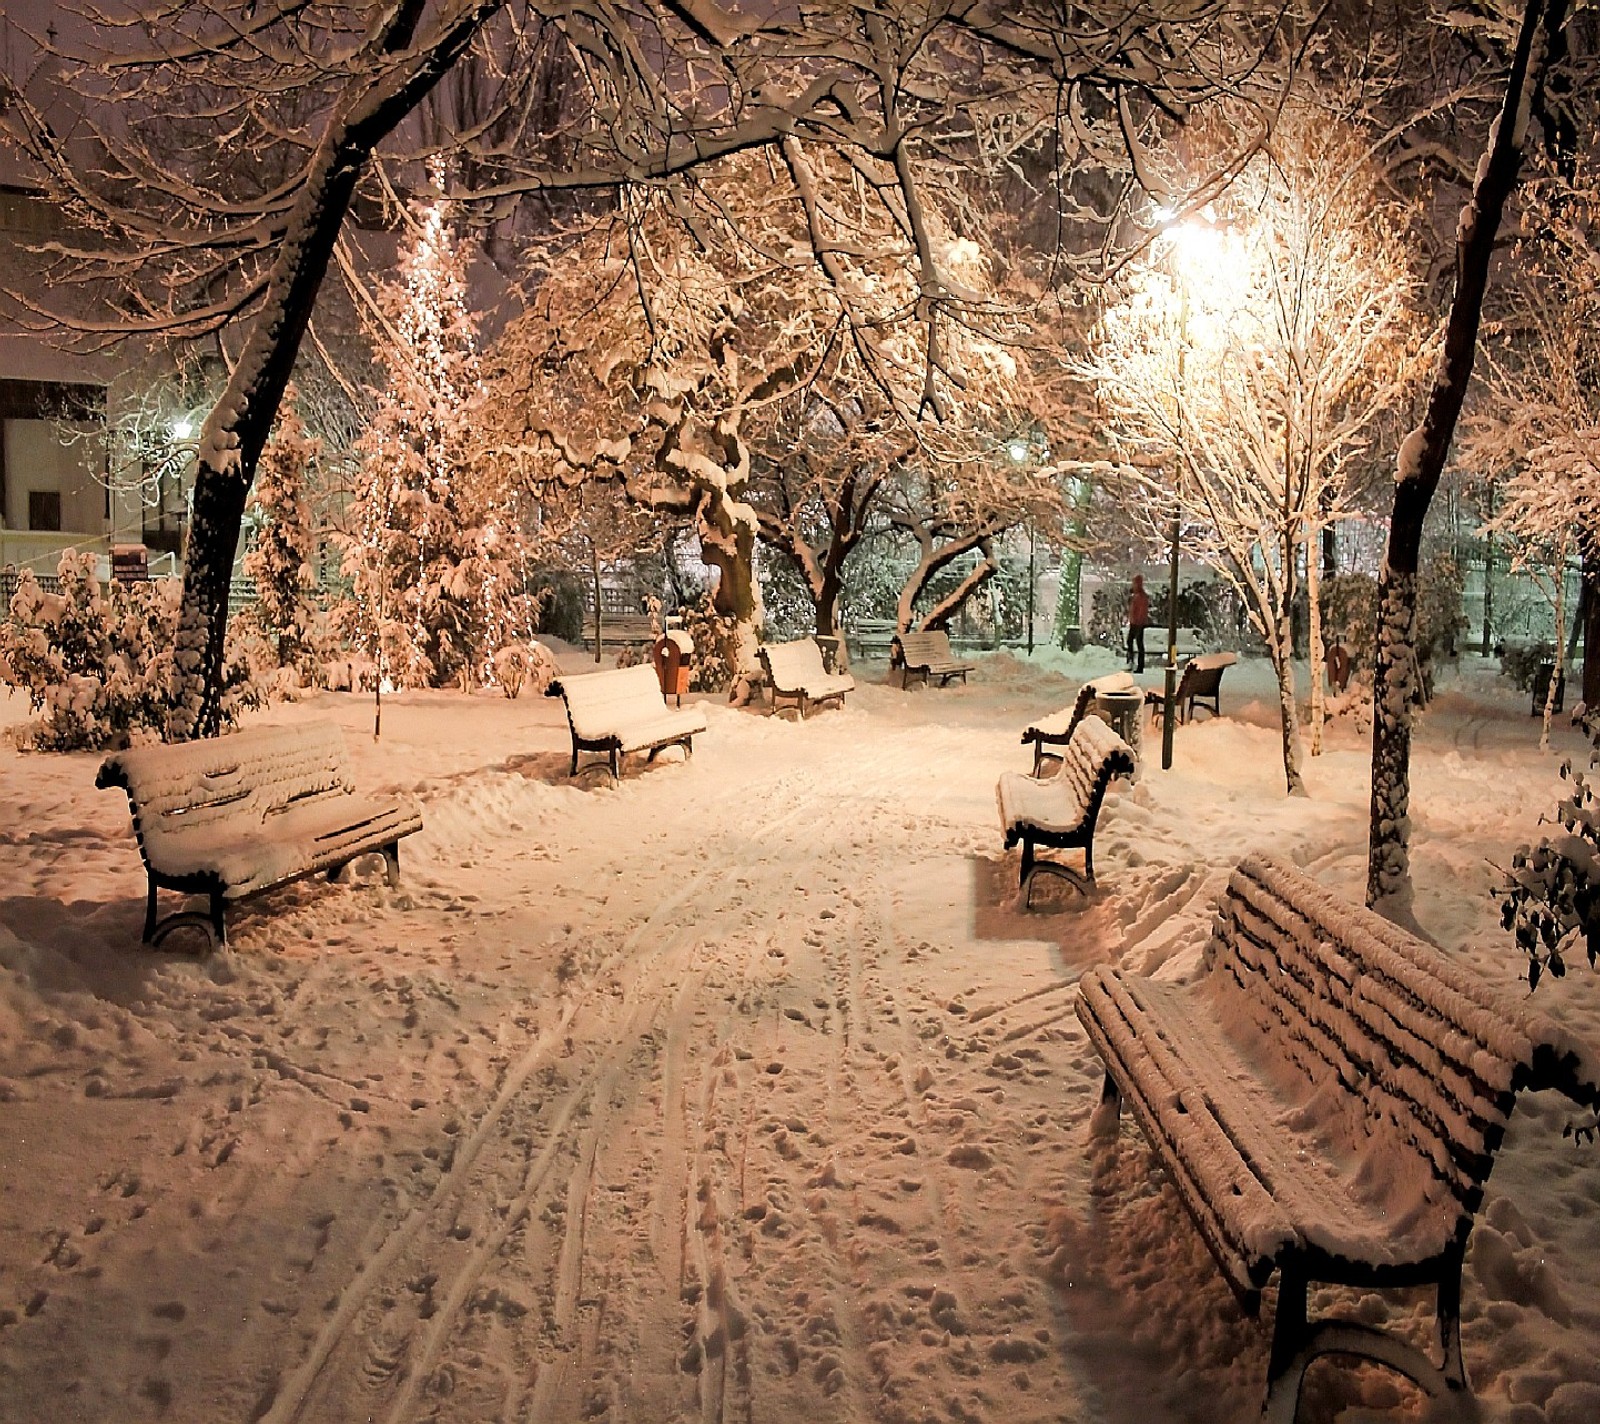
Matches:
[[1498, 706, 1600, 989], [0, 553, 259, 751], [681, 597, 740, 693], [490, 641, 557, 699]]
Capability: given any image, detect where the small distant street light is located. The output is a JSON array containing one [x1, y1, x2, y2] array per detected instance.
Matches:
[[171, 417, 194, 442]]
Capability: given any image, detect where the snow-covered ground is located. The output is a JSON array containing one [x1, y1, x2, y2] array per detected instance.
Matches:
[[1, 646, 1597, 1424]]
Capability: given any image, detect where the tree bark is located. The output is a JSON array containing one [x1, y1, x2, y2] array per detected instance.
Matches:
[[1367, 0, 1564, 914], [169, 0, 501, 739], [1583, 547, 1600, 708]]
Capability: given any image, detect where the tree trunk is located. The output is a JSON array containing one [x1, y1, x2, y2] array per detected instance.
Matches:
[[698, 493, 762, 677], [1583, 547, 1600, 708], [1542, 538, 1570, 751], [1367, 0, 1562, 914], [1482, 527, 1496, 657], [1307, 522, 1326, 756], [1271, 613, 1308, 797], [168, 0, 500, 739]]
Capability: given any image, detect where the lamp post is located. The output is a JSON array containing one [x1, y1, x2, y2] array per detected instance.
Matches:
[[1162, 281, 1189, 771]]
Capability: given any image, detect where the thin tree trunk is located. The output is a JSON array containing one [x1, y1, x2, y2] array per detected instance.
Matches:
[[1307, 521, 1326, 756], [1542, 537, 1570, 750], [1583, 546, 1600, 709], [1367, 0, 1563, 914]]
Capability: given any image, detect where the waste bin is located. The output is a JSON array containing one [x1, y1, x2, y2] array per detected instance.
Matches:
[[1532, 661, 1565, 716], [652, 629, 693, 705], [1093, 687, 1145, 773]]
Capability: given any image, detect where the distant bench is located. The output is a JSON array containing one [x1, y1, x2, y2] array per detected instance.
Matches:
[[1077, 853, 1600, 1421], [996, 714, 1135, 905], [579, 613, 658, 653], [891, 629, 975, 689], [97, 722, 423, 948], [548, 663, 707, 780], [758, 638, 855, 718], [1146, 651, 1237, 724]]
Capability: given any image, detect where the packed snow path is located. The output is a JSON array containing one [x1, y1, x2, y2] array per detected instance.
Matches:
[[2, 651, 1597, 1424]]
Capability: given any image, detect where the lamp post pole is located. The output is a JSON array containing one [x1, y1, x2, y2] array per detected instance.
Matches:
[[1026, 520, 1036, 656], [1162, 286, 1188, 771]]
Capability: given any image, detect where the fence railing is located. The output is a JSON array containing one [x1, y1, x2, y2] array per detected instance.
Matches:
[[0, 569, 258, 611]]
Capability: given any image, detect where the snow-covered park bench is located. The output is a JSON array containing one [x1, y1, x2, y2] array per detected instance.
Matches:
[[890, 629, 974, 689], [1020, 672, 1138, 775], [1145, 650, 1237, 724], [96, 722, 423, 948], [1076, 853, 1600, 1422], [758, 638, 855, 718], [547, 663, 707, 780], [996, 714, 1135, 905]]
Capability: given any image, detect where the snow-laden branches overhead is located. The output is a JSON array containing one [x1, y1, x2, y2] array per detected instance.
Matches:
[[0, 0, 1316, 736]]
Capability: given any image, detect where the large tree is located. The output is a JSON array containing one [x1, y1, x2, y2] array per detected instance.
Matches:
[[1, 0, 1314, 737], [1366, 0, 1577, 917]]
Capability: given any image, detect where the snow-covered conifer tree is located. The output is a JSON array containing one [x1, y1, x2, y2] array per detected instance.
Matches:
[[241, 387, 322, 678], [341, 168, 525, 691]]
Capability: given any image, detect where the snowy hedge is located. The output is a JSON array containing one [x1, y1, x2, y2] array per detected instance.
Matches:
[[0, 552, 259, 752]]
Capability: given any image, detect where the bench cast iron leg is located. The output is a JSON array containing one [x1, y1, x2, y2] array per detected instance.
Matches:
[[1438, 1240, 1467, 1390], [1088, 1070, 1122, 1137], [144, 878, 159, 943], [383, 841, 401, 888], [210, 892, 227, 947]]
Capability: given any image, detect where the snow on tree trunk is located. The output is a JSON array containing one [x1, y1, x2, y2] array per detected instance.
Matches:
[[1542, 534, 1570, 750], [166, 0, 500, 740], [1307, 523, 1326, 756], [698, 494, 763, 676], [1269, 608, 1308, 797], [1366, 0, 1561, 914]]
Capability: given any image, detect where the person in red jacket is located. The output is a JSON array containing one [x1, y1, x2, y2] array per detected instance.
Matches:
[[1126, 574, 1150, 672]]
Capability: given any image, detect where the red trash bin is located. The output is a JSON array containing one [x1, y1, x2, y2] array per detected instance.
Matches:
[[652, 629, 693, 705]]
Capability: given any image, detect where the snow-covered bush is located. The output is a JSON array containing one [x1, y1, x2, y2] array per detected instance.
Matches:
[[0, 553, 258, 751], [491, 641, 557, 699], [237, 388, 324, 683], [681, 597, 739, 693], [1498, 707, 1600, 990]]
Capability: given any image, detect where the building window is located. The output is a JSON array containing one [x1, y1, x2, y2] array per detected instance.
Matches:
[[28, 490, 62, 531]]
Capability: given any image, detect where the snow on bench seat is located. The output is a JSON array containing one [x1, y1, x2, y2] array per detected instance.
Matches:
[[1076, 852, 1600, 1421], [758, 638, 855, 718], [995, 714, 1134, 904], [1020, 672, 1138, 774], [890, 629, 974, 688], [97, 721, 422, 948], [547, 663, 707, 780]]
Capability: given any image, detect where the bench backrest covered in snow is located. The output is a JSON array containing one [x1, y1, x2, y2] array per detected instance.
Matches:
[[1019, 673, 1138, 775], [995, 713, 1135, 903], [97, 721, 422, 947], [1075, 852, 1600, 1420], [547, 663, 707, 780], [757, 638, 855, 718]]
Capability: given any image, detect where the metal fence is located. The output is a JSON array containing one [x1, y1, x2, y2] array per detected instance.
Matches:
[[0, 569, 257, 610]]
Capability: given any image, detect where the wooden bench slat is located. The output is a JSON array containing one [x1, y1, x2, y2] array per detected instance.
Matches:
[[758, 639, 855, 718], [1075, 851, 1600, 1418], [996, 715, 1133, 904], [891, 629, 975, 688], [97, 722, 421, 946], [548, 663, 707, 779]]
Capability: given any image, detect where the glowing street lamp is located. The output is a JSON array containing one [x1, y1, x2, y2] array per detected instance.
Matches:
[[1153, 213, 1241, 770]]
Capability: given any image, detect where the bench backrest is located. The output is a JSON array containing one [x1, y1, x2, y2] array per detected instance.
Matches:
[[1207, 854, 1599, 1218], [97, 722, 355, 835], [895, 629, 957, 667], [759, 638, 828, 691], [1179, 651, 1237, 698], [553, 663, 666, 739], [1059, 714, 1136, 821]]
